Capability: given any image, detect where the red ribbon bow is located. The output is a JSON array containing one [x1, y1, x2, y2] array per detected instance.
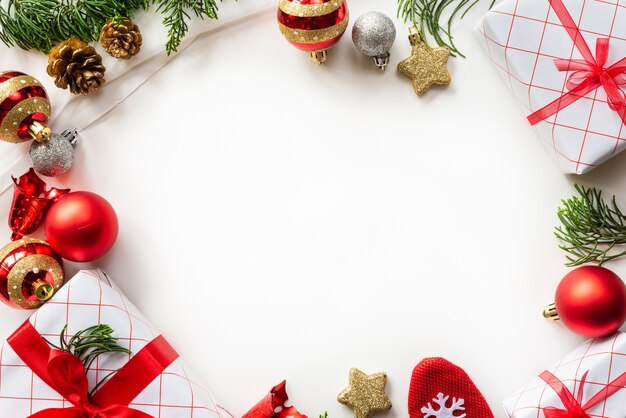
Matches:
[[527, 0, 626, 126], [9, 168, 69, 241], [539, 368, 626, 418], [7, 321, 179, 418]]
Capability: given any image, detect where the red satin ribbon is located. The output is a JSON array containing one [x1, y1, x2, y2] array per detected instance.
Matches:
[[527, 0, 626, 126], [7, 321, 179, 418], [539, 369, 626, 417], [9, 168, 69, 240]]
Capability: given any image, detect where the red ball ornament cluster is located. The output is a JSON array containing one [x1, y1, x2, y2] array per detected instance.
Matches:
[[277, 0, 349, 64], [544, 266, 626, 338]]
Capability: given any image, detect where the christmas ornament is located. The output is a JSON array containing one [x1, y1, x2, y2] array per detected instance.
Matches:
[[409, 358, 493, 418], [543, 266, 626, 338], [100, 17, 143, 59], [0, 71, 52, 143], [555, 184, 626, 266], [0, 71, 77, 177], [29, 130, 78, 177], [47, 37, 106, 95], [9, 169, 70, 241], [352, 12, 396, 71], [337, 368, 392, 418], [277, 0, 350, 64], [397, 28, 451, 95], [243, 381, 307, 418], [45, 191, 119, 262], [0, 238, 64, 309]]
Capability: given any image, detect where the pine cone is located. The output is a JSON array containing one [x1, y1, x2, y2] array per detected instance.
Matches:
[[100, 18, 142, 59], [47, 38, 106, 95]]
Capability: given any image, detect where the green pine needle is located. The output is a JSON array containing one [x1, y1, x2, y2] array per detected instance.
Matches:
[[397, 0, 494, 58], [44, 324, 131, 398], [0, 0, 219, 55], [555, 184, 626, 266]]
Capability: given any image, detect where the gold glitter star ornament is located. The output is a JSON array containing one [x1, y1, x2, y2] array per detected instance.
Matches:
[[397, 28, 451, 95], [337, 368, 392, 418]]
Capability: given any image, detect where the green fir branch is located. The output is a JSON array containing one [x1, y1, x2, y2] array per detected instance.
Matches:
[[397, 0, 494, 58], [555, 184, 626, 266], [0, 0, 219, 55], [43, 324, 131, 398], [156, 0, 218, 55]]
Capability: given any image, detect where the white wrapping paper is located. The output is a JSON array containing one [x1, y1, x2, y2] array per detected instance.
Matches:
[[504, 332, 626, 418], [475, 0, 626, 174], [0, 270, 232, 417]]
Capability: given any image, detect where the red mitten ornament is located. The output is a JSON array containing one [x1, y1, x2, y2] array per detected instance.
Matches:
[[409, 358, 493, 418]]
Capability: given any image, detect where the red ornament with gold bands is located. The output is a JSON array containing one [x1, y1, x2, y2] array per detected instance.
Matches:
[[0, 238, 64, 309], [0, 71, 52, 143], [277, 0, 349, 64]]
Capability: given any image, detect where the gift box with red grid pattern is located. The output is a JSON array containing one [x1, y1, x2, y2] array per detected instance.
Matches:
[[0, 270, 232, 418], [475, 0, 626, 174], [503, 332, 626, 418]]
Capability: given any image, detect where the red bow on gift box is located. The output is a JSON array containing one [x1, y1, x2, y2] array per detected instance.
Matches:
[[539, 369, 626, 418], [7, 321, 179, 418], [527, 0, 626, 126]]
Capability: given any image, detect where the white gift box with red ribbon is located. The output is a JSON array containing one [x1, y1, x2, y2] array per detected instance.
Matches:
[[503, 332, 626, 418], [475, 0, 626, 174], [0, 270, 232, 418]]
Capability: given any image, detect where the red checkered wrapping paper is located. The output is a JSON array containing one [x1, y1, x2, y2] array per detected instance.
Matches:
[[0, 269, 232, 418], [475, 0, 626, 174], [503, 332, 626, 418]]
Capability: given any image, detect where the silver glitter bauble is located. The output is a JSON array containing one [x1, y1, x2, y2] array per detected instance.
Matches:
[[352, 12, 396, 70], [29, 130, 77, 177]]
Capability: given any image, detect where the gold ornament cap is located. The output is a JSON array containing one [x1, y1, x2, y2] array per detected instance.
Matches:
[[543, 303, 560, 321], [28, 120, 52, 142], [310, 50, 328, 64], [408, 27, 421, 46], [32, 279, 54, 301]]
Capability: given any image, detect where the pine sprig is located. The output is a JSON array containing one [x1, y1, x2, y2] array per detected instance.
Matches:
[[0, 0, 219, 55], [555, 184, 626, 266], [397, 0, 493, 58], [156, 0, 218, 55], [45, 324, 131, 373]]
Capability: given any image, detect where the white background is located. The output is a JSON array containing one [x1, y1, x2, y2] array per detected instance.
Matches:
[[1, 1, 624, 417]]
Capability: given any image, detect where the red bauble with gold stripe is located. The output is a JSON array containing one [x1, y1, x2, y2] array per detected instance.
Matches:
[[277, 0, 349, 64], [0, 238, 64, 309], [0, 71, 52, 144]]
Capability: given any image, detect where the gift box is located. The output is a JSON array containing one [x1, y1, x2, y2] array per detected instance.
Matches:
[[475, 0, 626, 174], [0, 269, 232, 417], [503, 332, 626, 418]]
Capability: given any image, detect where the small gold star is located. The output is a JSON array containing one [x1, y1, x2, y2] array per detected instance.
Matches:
[[397, 29, 451, 96], [337, 368, 392, 418]]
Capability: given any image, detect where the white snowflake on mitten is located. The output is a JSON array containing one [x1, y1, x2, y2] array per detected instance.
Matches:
[[421, 393, 466, 418]]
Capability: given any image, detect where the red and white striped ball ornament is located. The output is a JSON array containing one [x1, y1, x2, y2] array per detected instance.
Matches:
[[277, 0, 349, 64], [0, 71, 76, 177]]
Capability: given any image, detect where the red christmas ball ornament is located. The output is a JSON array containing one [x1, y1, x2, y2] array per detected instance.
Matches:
[[0, 238, 64, 309], [0, 71, 52, 143], [44, 192, 119, 262], [544, 266, 626, 338], [277, 0, 349, 64]]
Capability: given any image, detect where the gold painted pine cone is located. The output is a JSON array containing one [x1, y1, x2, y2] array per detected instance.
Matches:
[[100, 17, 142, 60], [47, 37, 106, 95]]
